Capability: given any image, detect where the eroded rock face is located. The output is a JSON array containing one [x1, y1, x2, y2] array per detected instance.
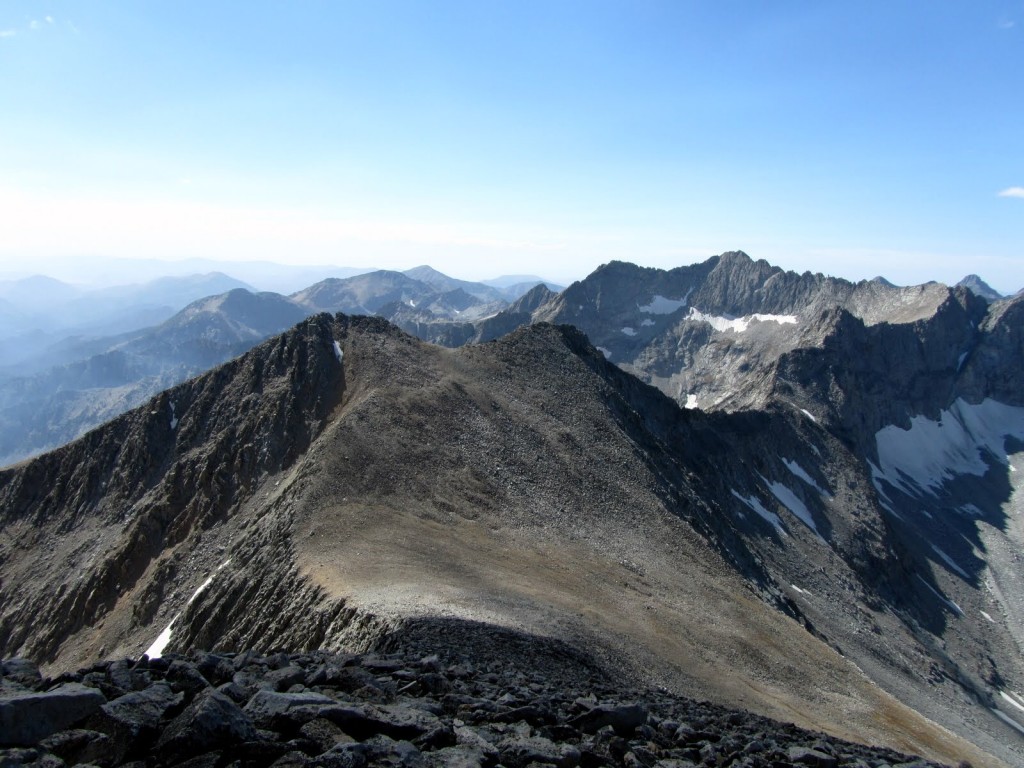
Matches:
[[0, 645, 949, 768]]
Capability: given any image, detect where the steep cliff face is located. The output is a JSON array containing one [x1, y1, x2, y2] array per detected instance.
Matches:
[[0, 314, 346, 668]]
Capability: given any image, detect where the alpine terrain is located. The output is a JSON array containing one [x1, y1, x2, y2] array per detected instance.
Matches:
[[1, 252, 1022, 767]]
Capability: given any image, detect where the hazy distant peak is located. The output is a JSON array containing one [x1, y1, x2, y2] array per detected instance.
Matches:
[[482, 274, 551, 289], [403, 265, 453, 283], [956, 274, 1003, 301]]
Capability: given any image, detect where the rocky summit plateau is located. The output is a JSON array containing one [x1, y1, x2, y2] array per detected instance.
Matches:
[[1, 252, 1023, 768]]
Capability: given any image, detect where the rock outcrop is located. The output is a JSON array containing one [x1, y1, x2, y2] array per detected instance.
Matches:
[[0, 623, 954, 767]]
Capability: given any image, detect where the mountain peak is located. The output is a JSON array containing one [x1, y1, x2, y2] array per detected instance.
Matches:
[[956, 274, 1003, 301], [403, 265, 452, 282]]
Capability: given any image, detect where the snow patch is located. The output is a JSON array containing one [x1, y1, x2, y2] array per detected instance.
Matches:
[[957, 351, 968, 371], [731, 489, 786, 536], [790, 585, 812, 596], [1003, 690, 1024, 713], [684, 394, 699, 410], [621, 327, 636, 337], [981, 610, 995, 623], [333, 340, 344, 362], [916, 574, 964, 616], [759, 474, 824, 541], [143, 619, 176, 660], [782, 458, 827, 496], [874, 398, 1024, 497], [800, 409, 818, 423], [144, 560, 232, 659], [640, 318, 655, 327], [686, 307, 798, 333], [169, 401, 178, 431], [596, 347, 611, 360], [931, 545, 970, 579], [991, 708, 1024, 737], [867, 460, 897, 512], [639, 290, 692, 315]]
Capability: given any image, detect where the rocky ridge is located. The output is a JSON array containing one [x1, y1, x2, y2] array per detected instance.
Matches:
[[1, 314, 1013, 766], [3, 251, 1024, 767], [1, 623, 953, 768]]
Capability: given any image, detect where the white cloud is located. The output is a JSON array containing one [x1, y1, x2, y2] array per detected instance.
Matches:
[[0, 29, 16, 38], [45, 15, 54, 24], [998, 187, 1024, 199], [998, 20, 1016, 29], [29, 19, 39, 30]]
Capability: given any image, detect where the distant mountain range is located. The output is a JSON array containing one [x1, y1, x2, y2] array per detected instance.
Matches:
[[0, 268, 561, 464], [2, 249, 1022, 764]]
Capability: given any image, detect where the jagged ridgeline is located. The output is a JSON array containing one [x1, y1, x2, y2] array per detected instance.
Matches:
[[1, 254, 1023, 767]]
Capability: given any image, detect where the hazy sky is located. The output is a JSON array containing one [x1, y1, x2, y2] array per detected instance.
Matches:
[[2, 2, 1022, 291]]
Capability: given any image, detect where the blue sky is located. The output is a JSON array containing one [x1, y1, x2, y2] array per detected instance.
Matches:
[[1, 2, 1022, 291]]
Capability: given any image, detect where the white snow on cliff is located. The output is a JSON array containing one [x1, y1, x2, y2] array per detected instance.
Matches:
[[639, 289, 693, 315], [731, 489, 786, 536], [686, 308, 797, 333], [144, 559, 233, 659], [761, 476, 825, 541], [874, 398, 1024, 497], [782, 458, 828, 496]]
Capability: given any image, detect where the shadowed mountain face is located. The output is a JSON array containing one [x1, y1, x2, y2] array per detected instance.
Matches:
[[1, 312, 1021, 767]]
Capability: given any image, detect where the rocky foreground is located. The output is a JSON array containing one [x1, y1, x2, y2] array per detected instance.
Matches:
[[0, 625, 952, 768]]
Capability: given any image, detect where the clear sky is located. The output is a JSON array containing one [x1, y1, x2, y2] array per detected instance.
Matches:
[[1, 2, 1022, 291]]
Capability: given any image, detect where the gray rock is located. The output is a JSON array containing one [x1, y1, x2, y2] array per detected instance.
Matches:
[[298, 717, 356, 752], [1, 660, 42, 689], [423, 745, 489, 768], [570, 703, 647, 736], [165, 661, 211, 696], [100, 682, 183, 733], [787, 745, 839, 768], [105, 661, 135, 694], [498, 733, 580, 767], [0, 683, 106, 746], [38, 729, 114, 767], [155, 689, 257, 760], [361, 735, 424, 767], [95, 682, 184, 761], [243, 689, 336, 729], [453, 725, 499, 762], [266, 665, 307, 691], [318, 703, 443, 742], [316, 741, 369, 768]]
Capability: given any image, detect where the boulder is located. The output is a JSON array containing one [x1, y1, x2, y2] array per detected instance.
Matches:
[[0, 683, 106, 746], [569, 702, 647, 736], [243, 689, 336, 730], [155, 689, 257, 762]]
